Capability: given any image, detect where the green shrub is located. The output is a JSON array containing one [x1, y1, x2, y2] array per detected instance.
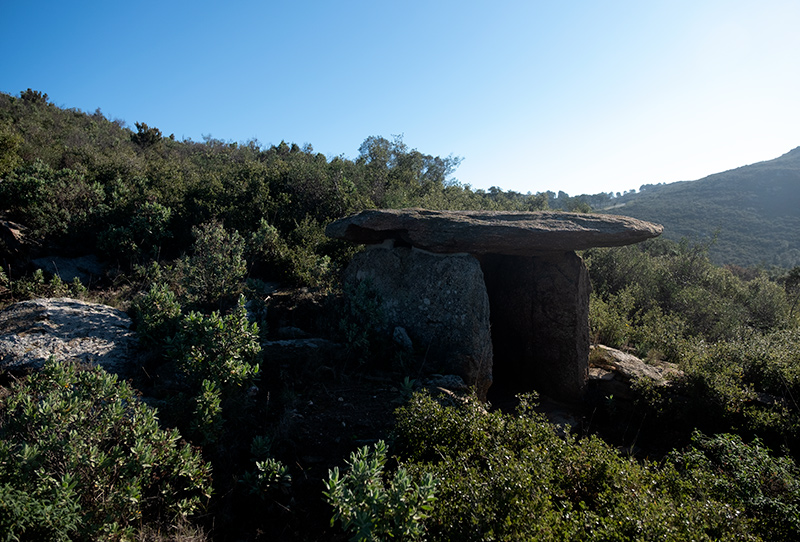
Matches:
[[587, 240, 796, 362], [0, 160, 103, 241], [0, 479, 81, 542], [247, 217, 333, 288], [8, 268, 87, 302], [98, 201, 173, 264], [781, 266, 800, 320], [167, 295, 261, 446], [190, 379, 224, 446], [672, 284, 748, 341], [170, 295, 261, 393], [239, 435, 292, 503], [392, 392, 777, 541], [241, 458, 292, 501], [246, 219, 285, 268], [587, 241, 800, 444], [629, 305, 688, 361], [679, 330, 800, 441], [180, 220, 247, 309], [0, 358, 212, 540], [129, 281, 182, 348], [668, 431, 800, 542], [0, 121, 23, 177], [323, 440, 437, 542], [588, 289, 634, 348], [745, 275, 791, 330]]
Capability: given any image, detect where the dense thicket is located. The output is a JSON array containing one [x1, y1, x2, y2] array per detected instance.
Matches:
[[586, 239, 800, 452], [0, 90, 546, 287], [390, 392, 800, 542]]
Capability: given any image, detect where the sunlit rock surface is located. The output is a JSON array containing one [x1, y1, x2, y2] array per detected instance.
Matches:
[[0, 298, 137, 378]]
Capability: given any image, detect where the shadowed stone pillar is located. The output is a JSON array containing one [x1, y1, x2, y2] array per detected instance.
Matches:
[[480, 252, 589, 401]]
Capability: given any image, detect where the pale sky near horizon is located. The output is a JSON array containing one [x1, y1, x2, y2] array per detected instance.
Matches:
[[2, 1, 799, 197]]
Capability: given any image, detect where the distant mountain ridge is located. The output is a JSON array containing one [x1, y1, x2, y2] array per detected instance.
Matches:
[[600, 147, 800, 268]]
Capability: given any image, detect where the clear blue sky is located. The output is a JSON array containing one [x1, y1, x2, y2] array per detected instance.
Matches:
[[2, 0, 799, 196]]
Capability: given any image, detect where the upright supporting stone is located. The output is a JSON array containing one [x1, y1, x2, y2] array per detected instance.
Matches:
[[344, 245, 494, 400], [480, 252, 590, 402]]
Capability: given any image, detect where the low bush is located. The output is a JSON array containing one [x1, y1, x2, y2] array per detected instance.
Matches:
[[170, 295, 261, 393], [165, 295, 261, 447], [129, 281, 182, 348], [179, 220, 247, 310], [0, 358, 212, 541], [247, 217, 334, 288], [678, 330, 800, 444], [586, 240, 795, 354], [390, 391, 798, 541], [8, 268, 87, 302], [668, 431, 800, 542], [98, 201, 173, 265], [324, 440, 437, 542]]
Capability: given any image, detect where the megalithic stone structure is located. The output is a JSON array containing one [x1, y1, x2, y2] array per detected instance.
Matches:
[[327, 209, 662, 402]]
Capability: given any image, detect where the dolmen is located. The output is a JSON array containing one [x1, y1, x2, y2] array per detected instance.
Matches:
[[326, 209, 662, 402]]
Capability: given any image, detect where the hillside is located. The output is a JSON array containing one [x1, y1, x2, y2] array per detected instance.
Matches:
[[599, 147, 800, 268], [2, 90, 800, 541]]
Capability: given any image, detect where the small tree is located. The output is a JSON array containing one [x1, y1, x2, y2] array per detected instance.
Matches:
[[131, 121, 163, 148], [182, 220, 247, 309], [20, 88, 48, 105]]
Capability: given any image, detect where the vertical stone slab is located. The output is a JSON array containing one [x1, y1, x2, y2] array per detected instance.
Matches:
[[480, 251, 589, 402], [344, 246, 494, 400]]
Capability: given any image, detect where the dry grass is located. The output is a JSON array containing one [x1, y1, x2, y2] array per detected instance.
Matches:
[[135, 520, 209, 542]]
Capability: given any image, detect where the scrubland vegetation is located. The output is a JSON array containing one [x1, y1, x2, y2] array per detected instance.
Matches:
[[1, 90, 800, 540], [586, 240, 800, 450]]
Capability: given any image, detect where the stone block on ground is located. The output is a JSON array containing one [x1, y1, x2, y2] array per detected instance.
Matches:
[[588, 345, 683, 399]]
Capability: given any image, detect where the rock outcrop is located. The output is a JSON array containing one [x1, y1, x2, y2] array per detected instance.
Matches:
[[0, 298, 138, 378], [328, 209, 662, 402], [588, 345, 683, 399]]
